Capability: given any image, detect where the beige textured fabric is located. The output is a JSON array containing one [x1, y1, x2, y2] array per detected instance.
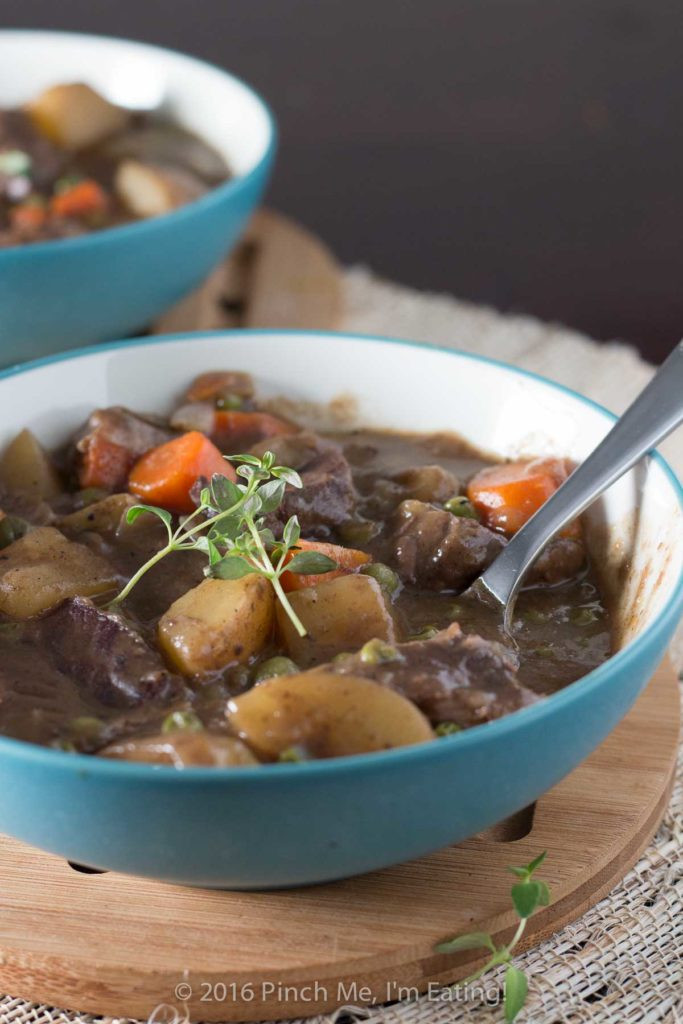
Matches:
[[0, 269, 681, 1023]]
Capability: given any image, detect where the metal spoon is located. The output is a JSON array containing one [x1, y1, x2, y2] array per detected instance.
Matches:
[[471, 339, 683, 630]]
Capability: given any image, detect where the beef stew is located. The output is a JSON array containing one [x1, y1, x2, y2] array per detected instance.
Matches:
[[0, 371, 611, 766], [1, 82, 230, 247]]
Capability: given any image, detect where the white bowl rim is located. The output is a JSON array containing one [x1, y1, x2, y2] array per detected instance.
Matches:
[[0, 28, 277, 261], [0, 327, 680, 780]]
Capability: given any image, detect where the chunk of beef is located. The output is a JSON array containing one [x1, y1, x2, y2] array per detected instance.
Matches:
[[0, 637, 89, 746], [29, 597, 186, 709], [531, 536, 586, 584], [391, 499, 505, 590], [253, 431, 356, 538], [72, 407, 174, 490], [107, 509, 207, 622], [328, 622, 537, 727]]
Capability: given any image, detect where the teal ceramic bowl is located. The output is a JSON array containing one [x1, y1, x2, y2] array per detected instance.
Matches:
[[0, 331, 681, 888], [0, 32, 276, 365]]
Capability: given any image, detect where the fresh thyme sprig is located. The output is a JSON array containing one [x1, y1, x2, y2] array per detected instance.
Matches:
[[435, 851, 550, 1022], [111, 451, 336, 637]]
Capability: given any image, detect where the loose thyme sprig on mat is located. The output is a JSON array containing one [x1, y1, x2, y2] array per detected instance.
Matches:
[[435, 851, 550, 1022], [111, 451, 336, 637]]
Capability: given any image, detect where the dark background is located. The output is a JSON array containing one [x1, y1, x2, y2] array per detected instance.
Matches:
[[6, 0, 683, 362]]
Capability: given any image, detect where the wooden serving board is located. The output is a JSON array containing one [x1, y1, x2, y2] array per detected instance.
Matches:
[[0, 659, 678, 1022], [153, 208, 343, 334]]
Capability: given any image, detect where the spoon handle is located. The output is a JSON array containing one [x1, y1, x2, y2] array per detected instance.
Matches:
[[477, 339, 683, 611]]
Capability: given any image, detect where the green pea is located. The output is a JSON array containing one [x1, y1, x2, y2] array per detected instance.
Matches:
[[408, 625, 439, 641], [75, 487, 108, 508], [444, 496, 479, 519], [361, 562, 401, 596], [0, 149, 32, 176], [332, 651, 353, 663], [435, 721, 462, 737], [161, 710, 203, 734], [570, 607, 599, 626], [521, 608, 551, 625], [253, 656, 299, 683], [51, 738, 77, 753], [54, 174, 84, 193], [230, 665, 252, 691], [360, 639, 402, 665], [216, 392, 244, 410], [278, 745, 308, 763], [0, 515, 27, 550], [69, 716, 106, 742], [533, 644, 555, 659], [339, 519, 380, 547]]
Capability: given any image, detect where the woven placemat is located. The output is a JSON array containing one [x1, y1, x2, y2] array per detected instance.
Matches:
[[1, 268, 681, 1023]]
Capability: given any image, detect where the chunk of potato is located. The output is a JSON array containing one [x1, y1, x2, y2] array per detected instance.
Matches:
[[101, 732, 258, 768], [58, 493, 135, 537], [228, 670, 434, 759], [158, 576, 274, 675], [26, 82, 129, 149], [277, 574, 395, 666], [114, 159, 206, 218], [0, 527, 118, 618], [0, 429, 61, 501]]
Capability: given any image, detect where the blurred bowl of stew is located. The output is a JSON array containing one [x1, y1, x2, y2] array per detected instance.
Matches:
[[0, 330, 681, 889], [0, 31, 275, 365]]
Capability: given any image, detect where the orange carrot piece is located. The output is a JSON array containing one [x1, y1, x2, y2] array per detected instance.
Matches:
[[128, 431, 236, 514], [9, 202, 47, 232], [280, 539, 371, 592], [213, 410, 296, 450], [467, 457, 575, 536], [50, 179, 108, 219], [78, 434, 132, 490], [186, 371, 254, 402]]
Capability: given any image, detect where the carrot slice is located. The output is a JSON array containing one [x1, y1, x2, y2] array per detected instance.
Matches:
[[9, 202, 47, 232], [50, 179, 108, 219], [213, 410, 296, 450], [467, 457, 576, 536], [128, 431, 236, 514], [280, 539, 371, 592], [79, 434, 132, 490]]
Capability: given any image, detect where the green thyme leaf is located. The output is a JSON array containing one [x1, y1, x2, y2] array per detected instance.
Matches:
[[434, 932, 496, 954], [257, 477, 286, 514], [503, 965, 528, 1022], [286, 551, 337, 575], [272, 465, 303, 488], [210, 473, 242, 510], [524, 851, 548, 876], [511, 880, 542, 919], [211, 555, 260, 580], [230, 453, 261, 467], [126, 504, 173, 528], [282, 515, 301, 547], [536, 880, 551, 906]]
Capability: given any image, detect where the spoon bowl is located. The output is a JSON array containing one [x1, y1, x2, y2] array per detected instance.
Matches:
[[473, 341, 683, 631]]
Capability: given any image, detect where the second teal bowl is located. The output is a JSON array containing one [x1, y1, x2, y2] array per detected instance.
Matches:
[[0, 31, 276, 366]]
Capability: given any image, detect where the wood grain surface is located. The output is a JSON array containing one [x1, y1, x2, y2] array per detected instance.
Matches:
[[153, 209, 343, 335], [0, 660, 677, 1022]]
